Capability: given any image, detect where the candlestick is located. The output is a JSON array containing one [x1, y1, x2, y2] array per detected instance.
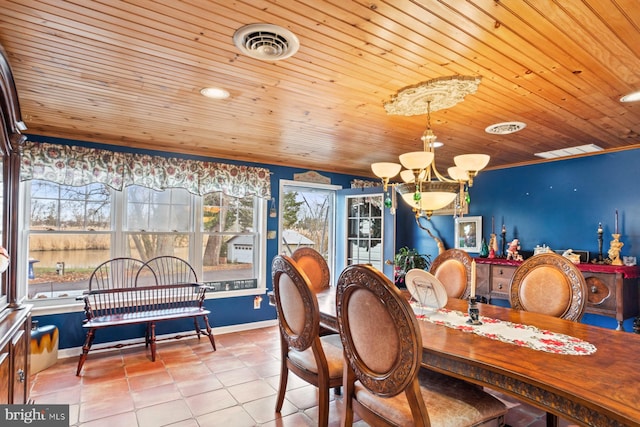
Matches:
[[615, 209, 619, 235], [467, 296, 482, 325], [597, 222, 604, 263], [470, 260, 476, 298], [609, 233, 623, 266]]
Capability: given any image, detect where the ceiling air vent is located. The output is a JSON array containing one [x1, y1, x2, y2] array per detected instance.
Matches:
[[485, 121, 527, 135], [233, 24, 300, 61]]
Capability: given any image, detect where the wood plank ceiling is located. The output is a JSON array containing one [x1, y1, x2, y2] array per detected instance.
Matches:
[[1, 0, 639, 179]]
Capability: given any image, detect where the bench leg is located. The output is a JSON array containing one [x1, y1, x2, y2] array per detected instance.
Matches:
[[201, 314, 216, 351], [76, 328, 96, 376], [193, 317, 202, 339], [145, 323, 151, 348], [149, 322, 157, 361]]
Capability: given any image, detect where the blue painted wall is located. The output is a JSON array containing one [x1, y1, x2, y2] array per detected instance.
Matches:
[[29, 135, 640, 346], [402, 148, 640, 331], [26, 135, 368, 349]]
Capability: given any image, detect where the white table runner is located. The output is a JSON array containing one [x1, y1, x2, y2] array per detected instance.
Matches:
[[410, 302, 597, 355]]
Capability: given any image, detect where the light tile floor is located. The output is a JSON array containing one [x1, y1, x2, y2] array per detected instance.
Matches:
[[29, 326, 575, 426]]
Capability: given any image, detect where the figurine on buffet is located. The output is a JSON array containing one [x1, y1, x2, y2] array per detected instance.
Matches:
[[506, 239, 523, 261], [488, 233, 498, 259]]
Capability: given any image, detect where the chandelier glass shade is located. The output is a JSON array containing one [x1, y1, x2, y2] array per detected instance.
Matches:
[[372, 76, 489, 219]]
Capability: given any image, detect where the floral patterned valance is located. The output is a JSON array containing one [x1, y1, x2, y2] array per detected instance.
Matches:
[[20, 142, 272, 199]]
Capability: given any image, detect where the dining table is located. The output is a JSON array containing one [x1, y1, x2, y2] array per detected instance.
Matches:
[[315, 286, 640, 427]]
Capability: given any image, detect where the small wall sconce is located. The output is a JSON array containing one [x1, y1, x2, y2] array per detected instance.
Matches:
[[269, 197, 277, 218]]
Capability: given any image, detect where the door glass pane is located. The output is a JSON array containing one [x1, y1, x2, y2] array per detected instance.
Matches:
[[346, 194, 383, 271], [279, 182, 336, 271]]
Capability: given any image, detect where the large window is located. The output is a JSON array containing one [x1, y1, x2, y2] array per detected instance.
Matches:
[[27, 181, 112, 299], [124, 186, 191, 261], [200, 192, 259, 291], [23, 181, 266, 303]]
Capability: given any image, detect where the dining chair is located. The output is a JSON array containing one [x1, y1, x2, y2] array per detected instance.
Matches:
[[336, 264, 508, 427], [429, 248, 473, 299], [508, 253, 588, 321], [291, 247, 330, 294], [509, 252, 588, 427], [271, 255, 344, 427]]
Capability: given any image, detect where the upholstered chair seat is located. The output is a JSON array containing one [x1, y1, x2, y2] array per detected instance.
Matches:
[[353, 369, 506, 427], [287, 334, 343, 379]]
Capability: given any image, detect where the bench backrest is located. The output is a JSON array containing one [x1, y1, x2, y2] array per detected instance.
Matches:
[[138, 255, 198, 286], [89, 257, 146, 292], [83, 256, 204, 319]]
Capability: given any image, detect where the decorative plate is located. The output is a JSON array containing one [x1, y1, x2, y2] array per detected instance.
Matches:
[[405, 269, 448, 310]]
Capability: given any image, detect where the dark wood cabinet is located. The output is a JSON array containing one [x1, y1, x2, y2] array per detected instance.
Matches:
[[0, 307, 31, 403], [476, 258, 640, 332], [0, 43, 32, 402]]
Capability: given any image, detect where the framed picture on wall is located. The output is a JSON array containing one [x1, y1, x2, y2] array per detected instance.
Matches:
[[454, 216, 482, 252]]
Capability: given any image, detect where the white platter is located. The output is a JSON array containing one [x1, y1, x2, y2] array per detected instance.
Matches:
[[404, 269, 448, 310]]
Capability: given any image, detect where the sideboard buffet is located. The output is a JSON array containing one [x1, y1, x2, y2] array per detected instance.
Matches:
[[475, 258, 640, 332]]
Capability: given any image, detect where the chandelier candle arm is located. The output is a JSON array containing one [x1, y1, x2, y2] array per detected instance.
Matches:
[[398, 151, 434, 171], [371, 162, 402, 191], [454, 154, 490, 186]]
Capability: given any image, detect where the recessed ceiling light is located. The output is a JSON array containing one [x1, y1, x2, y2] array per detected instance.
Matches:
[[430, 141, 444, 148], [485, 121, 526, 135], [200, 87, 230, 99], [620, 90, 640, 102]]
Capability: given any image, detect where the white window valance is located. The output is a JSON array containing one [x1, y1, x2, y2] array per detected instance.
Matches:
[[20, 141, 272, 199]]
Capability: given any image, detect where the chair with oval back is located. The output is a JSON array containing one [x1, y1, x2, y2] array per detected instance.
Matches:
[[336, 264, 507, 427], [429, 248, 473, 299], [291, 247, 330, 294], [508, 252, 588, 321], [272, 255, 344, 427], [508, 252, 588, 426], [291, 247, 335, 338]]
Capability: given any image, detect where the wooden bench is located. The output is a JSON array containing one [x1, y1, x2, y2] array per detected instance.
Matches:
[[76, 256, 216, 375]]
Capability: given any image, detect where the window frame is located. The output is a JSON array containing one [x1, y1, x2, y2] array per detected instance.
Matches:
[[21, 180, 268, 314]]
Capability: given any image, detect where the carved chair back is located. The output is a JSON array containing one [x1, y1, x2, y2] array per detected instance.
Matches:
[[429, 248, 472, 299], [509, 253, 587, 321]]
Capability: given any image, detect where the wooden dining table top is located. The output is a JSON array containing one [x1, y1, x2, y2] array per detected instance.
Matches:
[[314, 287, 640, 427]]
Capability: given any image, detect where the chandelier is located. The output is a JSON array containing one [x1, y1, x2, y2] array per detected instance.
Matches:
[[372, 76, 489, 219]]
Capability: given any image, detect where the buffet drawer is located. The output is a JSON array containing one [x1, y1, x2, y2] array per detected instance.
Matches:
[[584, 272, 616, 313], [490, 265, 516, 298]]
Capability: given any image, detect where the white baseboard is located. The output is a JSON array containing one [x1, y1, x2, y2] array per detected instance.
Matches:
[[57, 319, 278, 360]]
